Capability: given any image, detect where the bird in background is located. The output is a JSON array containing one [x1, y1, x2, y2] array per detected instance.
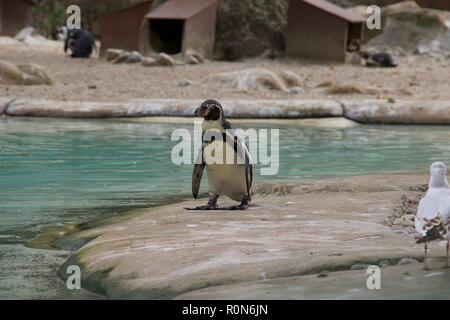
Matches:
[[415, 161, 450, 270]]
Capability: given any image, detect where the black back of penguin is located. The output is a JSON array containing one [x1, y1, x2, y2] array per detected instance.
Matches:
[[64, 29, 96, 58]]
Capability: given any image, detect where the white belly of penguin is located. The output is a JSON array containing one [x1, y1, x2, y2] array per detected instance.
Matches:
[[204, 140, 248, 202], [207, 164, 247, 202]]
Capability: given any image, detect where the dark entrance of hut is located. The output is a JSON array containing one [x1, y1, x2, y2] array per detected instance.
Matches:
[[346, 22, 363, 52], [148, 19, 184, 54], [145, 0, 218, 58]]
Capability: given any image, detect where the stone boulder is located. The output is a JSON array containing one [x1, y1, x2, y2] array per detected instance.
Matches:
[[142, 57, 158, 67], [184, 48, 205, 65], [108, 50, 143, 64], [105, 49, 124, 62], [366, 1, 450, 53], [0, 36, 23, 46], [199, 68, 304, 93], [343, 99, 450, 124], [107, 50, 177, 67], [112, 51, 131, 64], [0, 98, 12, 115], [0, 60, 54, 85], [14, 27, 36, 41], [157, 53, 175, 66], [125, 51, 143, 64], [325, 83, 381, 95], [14, 27, 59, 47]]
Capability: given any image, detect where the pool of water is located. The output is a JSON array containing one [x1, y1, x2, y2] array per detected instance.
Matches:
[[1, 116, 450, 298]]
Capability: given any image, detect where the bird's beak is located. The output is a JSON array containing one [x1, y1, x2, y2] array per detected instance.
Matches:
[[194, 107, 203, 117]]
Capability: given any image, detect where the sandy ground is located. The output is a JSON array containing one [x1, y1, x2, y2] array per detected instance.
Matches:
[[55, 172, 450, 299], [1, 41, 450, 102]]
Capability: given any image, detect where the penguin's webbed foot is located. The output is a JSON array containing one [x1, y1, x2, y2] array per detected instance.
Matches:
[[185, 204, 219, 210], [422, 265, 432, 271], [226, 199, 249, 210], [186, 194, 219, 210]]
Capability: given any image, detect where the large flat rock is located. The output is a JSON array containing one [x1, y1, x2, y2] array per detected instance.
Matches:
[[58, 172, 434, 299], [343, 100, 450, 124], [176, 263, 450, 300], [5, 99, 342, 118]]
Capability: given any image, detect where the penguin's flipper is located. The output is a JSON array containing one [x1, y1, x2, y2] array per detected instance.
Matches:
[[244, 148, 253, 200], [192, 151, 205, 199], [230, 130, 254, 201], [192, 163, 205, 199]]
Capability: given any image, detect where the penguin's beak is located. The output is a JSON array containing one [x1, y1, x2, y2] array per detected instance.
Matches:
[[194, 107, 203, 117]]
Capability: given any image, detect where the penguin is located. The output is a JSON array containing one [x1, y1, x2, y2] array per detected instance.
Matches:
[[187, 99, 253, 210], [64, 29, 97, 58], [415, 161, 450, 270], [347, 39, 361, 53], [359, 51, 397, 68]]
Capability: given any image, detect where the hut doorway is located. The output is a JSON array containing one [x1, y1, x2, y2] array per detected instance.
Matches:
[[346, 22, 363, 51], [148, 19, 184, 54]]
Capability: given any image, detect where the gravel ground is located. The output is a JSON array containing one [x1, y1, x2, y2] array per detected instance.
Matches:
[[1, 40, 450, 102]]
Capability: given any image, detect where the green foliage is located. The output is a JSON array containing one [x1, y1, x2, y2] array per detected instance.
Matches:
[[416, 15, 440, 28], [32, 0, 66, 37], [388, 98, 396, 104], [394, 12, 441, 28], [215, 0, 288, 58]]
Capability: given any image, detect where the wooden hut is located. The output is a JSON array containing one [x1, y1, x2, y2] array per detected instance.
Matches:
[[99, 1, 152, 56], [0, 0, 34, 36], [286, 0, 365, 62], [145, 0, 218, 58]]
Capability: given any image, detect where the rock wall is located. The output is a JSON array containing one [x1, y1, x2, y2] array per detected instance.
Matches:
[[366, 1, 450, 52]]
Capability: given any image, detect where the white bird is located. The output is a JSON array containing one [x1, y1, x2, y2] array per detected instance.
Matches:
[[415, 161, 450, 270]]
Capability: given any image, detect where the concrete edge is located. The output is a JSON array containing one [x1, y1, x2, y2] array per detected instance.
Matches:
[[342, 99, 450, 125], [2, 98, 450, 125], [3, 98, 343, 118]]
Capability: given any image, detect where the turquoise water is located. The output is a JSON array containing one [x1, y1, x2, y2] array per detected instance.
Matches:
[[1, 116, 450, 298]]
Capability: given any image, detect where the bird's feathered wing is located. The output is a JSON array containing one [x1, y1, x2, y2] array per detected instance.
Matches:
[[373, 53, 397, 67], [226, 125, 253, 200], [415, 188, 450, 242], [192, 150, 205, 199], [243, 140, 253, 200]]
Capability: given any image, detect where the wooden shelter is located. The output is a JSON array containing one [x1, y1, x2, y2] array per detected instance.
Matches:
[[0, 0, 34, 36], [145, 0, 218, 58], [286, 0, 365, 62], [99, 1, 152, 55]]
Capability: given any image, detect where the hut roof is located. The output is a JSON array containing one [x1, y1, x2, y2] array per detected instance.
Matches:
[[101, 0, 151, 17], [146, 0, 217, 20], [299, 0, 365, 23]]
